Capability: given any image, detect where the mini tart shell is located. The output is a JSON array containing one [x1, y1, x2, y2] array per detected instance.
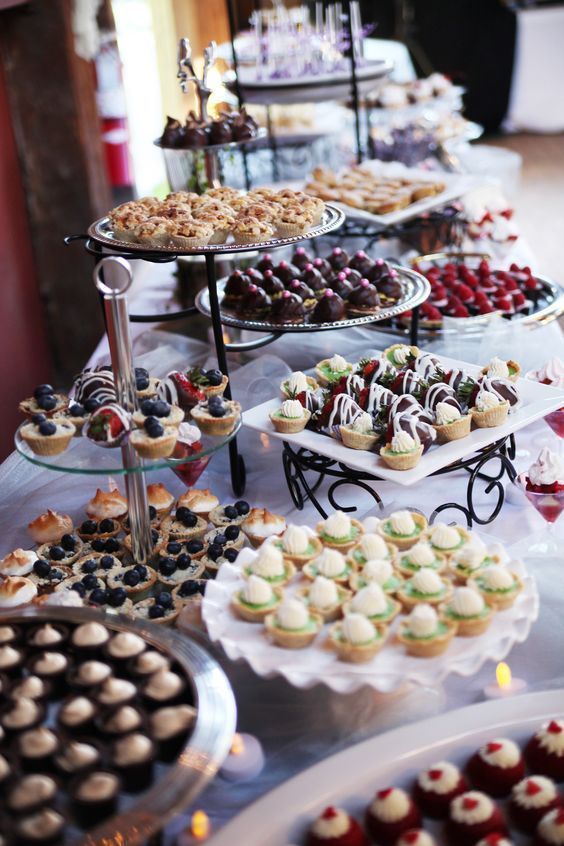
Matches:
[[432, 414, 472, 443], [264, 610, 323, 648], [448, 554, 502, 585], [396, 549, 448, 577], [470, 400, 510, 428], [314, 359, 353, 387], [36, 540, 83, 566], [467, 572, 524, 610], [328, 621, 387, 663], [231, 587, 283, 622], [242, 528, 285, 550], [204, 526, 246, 550], [481, 359, 521, 383], [72, 552, 122, 577], [347, 541, 398, 568], [378, 512, 428, 550], [269, 408, 311, 434], [397, 579, 453, 611], [342, 596, 402, 625], [272, 535, 323, 567], [339, 425, 380, 450], [157, 559, 206, 588], [280, 375, 318, 398], [106, 565, 158, 600], [396, 618, 458, 657], [77, 521, 122, 541], [348, 570, 404, 594], [20, 419, 76, 455], [383, 343, 419, 368], [132, 405, 184, 429], [190, 400, 241, 436], [19, 393, 69, 418], [302, 559, 352, 585], [136, 376, 160, 398], [201, 374, 229, 397], [296, 584, 352, 622], [429, 526, 471, 557], [129, 426, 178, 459], [132, 598, 180, 626], [243, 560, 296, 586], [316, 518, 364, 553], [160, 514, 207, 540], [380, 443, 424, 470], [439, 603, 494, 636], [209, 506, 246, 527]]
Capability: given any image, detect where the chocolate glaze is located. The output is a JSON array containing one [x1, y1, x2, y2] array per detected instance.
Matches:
[[270, 291, 305, 323], [311, 289, 346, 322], [260, 270, 285, 296]]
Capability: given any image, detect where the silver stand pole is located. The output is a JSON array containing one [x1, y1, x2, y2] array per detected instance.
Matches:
[[93, 257, 153, 563]]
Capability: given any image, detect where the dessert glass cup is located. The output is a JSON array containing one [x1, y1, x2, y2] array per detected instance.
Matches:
[[515, 472, 564, 557], [525, 370, 564, 457]]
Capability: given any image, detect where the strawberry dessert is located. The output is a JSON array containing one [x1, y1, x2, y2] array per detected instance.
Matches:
[[527, 357, 564, 438], [467, 738, 525, 797], [306, 806, 368, 846], [413, 761, 468, 818], [535, 807, 564, 846], [84, 403, 130, 448], [526, 719, 564, 780], [446, 791, 506, 846], [396, 830, 436, 846], [364, 787, 421, 844], [509, 775, 561, 834], [522, 449, 564, 524], [475, 836, 515, 846]]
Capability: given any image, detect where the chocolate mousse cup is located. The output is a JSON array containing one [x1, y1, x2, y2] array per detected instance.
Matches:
[[16, 726, 60, 773], [57, 694, 97, 736], [71, 770, 121, 827], [151, 704, 197, 761], [67, 660, 113, 691], [69, 621, 110, 656], [127, 649, 170, 679], [9, 674, 51, 700], [54, 738, 103, 780], [28, 650, 70, 698], [104, 631, 146, 670], [7, 773, 58, 815], [1, 696, 44, 738], [111, 732, 155, 791], [97, 704, 145, 738], [0, 624, 20, 645], [141, 669, 186, 711], [13, 807, 67, 846], [26, 623, 69, 651], [0, 644, 24, 677]]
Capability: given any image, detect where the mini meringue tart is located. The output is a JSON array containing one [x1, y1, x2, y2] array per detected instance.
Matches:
[[27, 509, 73, 544], [231, 575, 283, 622], [439, 586, 494, 636], [86, 488, 128, 521], [0, 576, 37, 608], [397, 603, 457, 657], [264, 597, 322, 649], [243, 544, 295, 586], [468, 566, 523, 610], [271, 525, 323, 567], [378, 510, 428, 550], [176, 488, 219, 519], [329, 612, 387, 663], [397, 542, 447, 577], [302, 547, 352, 585], [343, 582, 401, 625], [145, 483, 175, 516], [296, 575, 352, 623], [316, 510, 364, 552], [0, 548, 37, 577], [397, 568, 452, 611], [241, 507, 287, 548], [347, 533, 397, 568], [428, 522, 471, 556]]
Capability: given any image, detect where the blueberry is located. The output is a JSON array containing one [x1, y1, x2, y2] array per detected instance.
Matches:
[[144, 417, 164, 438], [99, 519, 114, 533], [149, 605, 165, 619], [38, 395, 57, 412], [167, 541, 182, 555], [123, 569, 141, 587], [175, 507, 191, 523], [81, 559, 98, 574], [84, 398, 101, 412], [31, 413, 47, 425], [33, 559, 51, 577], [91, 539, 106, 552], [179, 580, 200, 597], [107, 587, 127, 607], [150, 529, 159, 544], [223, 505, 238, 520], [61, 533, 76, 551], [153, 400, 170, 418], [134, 565, 148, 580], [234, 500, 250, 516], [100, 555, 115, 570], [208, 395, 222, 407], [213, 533, 227, 547], [177, 509, 197, 528], [33, 384, 54, 399], [81, 520, 98, 535], [209, 404, 226, 419], [105, 538, 120, 553], [49, 546, 65, 561], [136, 374, 150, 391], [140, 399, 157, 416], [225, 525, 240, 541], [176, 553, 191, 570], [90, 588, 108, 605], [148, 506, 157, 520], [82, 574, 98, 589], [186, 539, 204, 555], [205, 369, 223, 387], [159, 558, 176, 577], [69, 403, 86, 417], [206, 543, 223, 562], [135, 367, 149, 379], [39, 420, 57, 435], [156, 591, 173, 608], [50, 569, 64, 580], [224, 547, 239, 563], [71, 582, 87, 597]]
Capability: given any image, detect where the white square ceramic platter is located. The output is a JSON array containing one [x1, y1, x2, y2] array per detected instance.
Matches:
[[203, 545, 538, 695], [207, 689, 563, 846], [242, 352, 564, 488]]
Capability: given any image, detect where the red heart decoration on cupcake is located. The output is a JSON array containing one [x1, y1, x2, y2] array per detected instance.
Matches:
[[428, 768, 443, 781], [403, 833, 421, 844], [322, 807, 338, 820], [486, 741, 503, 753], [548, 720, 563, 734], [462, 797, 479, 810], [525, 779, 542, 796], [377, 788, 394, 800]]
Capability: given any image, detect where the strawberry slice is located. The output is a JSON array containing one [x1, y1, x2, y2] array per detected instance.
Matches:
[[171, 371, 205, 405]]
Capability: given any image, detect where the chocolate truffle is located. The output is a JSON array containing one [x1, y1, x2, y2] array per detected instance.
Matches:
[[348, 250, 375, 276], [160, 116, 184, 148], [291, 246, 313, 270], [237, 284, 271, 318], [274, 261, 301, 284], [302, 263, 326, 293], [313, 256, 332, 278], [328, 246, 349, 270], [256, 253, 274, 273], [327, 272, 354, 300], [270, 290, 305, 324], [260, 269, 285, 296], [347, 279, 381, 313], [288, 279, 315, 302], [311, 289, 346, 323], [209, 118, 233, 145]]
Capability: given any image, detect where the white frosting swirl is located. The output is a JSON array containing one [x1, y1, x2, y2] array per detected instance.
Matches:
[[475, 389, 501, 411], [341, 613, 376, 645], [479, 738, 521, 768], [2, 697, 39, 729], [449, 586, 485, 617], [431, 523, 461, 550], [287, 371, 308, 393], [397, 832, 436, 846], [0, 645, 20, 669], [408, 604, 439, 637], [308, 576, 339, 609], [391, 346, 410, 366], [536, 721, 564, 756], [362, 559, 393, 585], [407, 542, 436, 567], [450, 791, 494, 824], [486, 357, 510, 378], [351, 412, 374, 434], [436, 402, 462, 425], [77, 660, 111, 684], [535, 807, 564, 844], [280, 399, 303, 419], [276, 598, 309, 630], [418, 760, 461, 794], [328, 354, 348, 372], [30, 624, 63, 646], [359, 534, 388, 560], [108, 632, 146, 659], [481, 566, 514, 590], [72, 622, 109, 647], [391, 431, 417, 453], [311, 808, 350, 839], [411, 568, 443, 594], [389, 510, 416, 535], [281, 525, 309, 555], [322, 511, 351, 539], [351, 584, 388, 616], [113, 733, 152, 766], [528, 447, 564, 486], [242, 575, 273, 605], [512, 775, 557, 808], [251, 545, 285, 578], [453, 545, 485, 570], [315, 548, 347, 578], [34, 652, 67, 674], [370, 787, 410, 822]]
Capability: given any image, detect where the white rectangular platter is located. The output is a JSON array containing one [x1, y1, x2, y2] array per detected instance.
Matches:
[[242, 353, 564, 487], [208, 689, 563, 846]]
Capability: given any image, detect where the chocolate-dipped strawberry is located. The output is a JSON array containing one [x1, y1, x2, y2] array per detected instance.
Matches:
[[292, 247, 313, 270], [260, 270, 285, 296], [435, 366, 477, 397], [359, 382, 394, 416], [389, 369, 426, 397], [329, 373, 365, 401], [288, 279, 315, 303], [157, 371, 204, 411], [317, 393, 364, 437], [274, 261, 301, 284], [387, 412, 436, 453], [348, 250, 375, 276], [476, 377, 520, 408], [388, 394, 432, 423], [182, 123, 208, 147], [232, 107, 258, 140], [84, 403, 130, 448], [313, 256, 332, 278], [270, 290, 305, 324], [209, 118, 233, 145], [73, 367, 116, 406], [238, 284, 271, 318], [302, 263, 326, 293], [160, 116, 184, 148], [410, 352, 440, 381], [347, 279, 381, 314], [326, 272, 354, 300], [422, 383, 461, 415], [327, 247, 349, 270], [311, 289, 346, 323], [358, 357, 395, 386]]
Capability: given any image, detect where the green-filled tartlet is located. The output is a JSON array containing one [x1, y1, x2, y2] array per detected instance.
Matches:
[[314, 354, 353, 387], [231, 575, 282, 622], [428, 522, 470, 556], [468, 566, 523, 610], [243, 544, 295, 587], [397, 603, 457, 657], [343, 583, 401, 625], [302, 548, 352, 584], [397, 567, 452, 610], [272, 525, 323, 568], [316, 511, 363, 553], [397, 541, 447, 577], [329, 613, 387, 663], [439, 586, 493, 636], [378, 510, 428, 550], [347, 533, 397, 569], [264, 598, 322, 648]]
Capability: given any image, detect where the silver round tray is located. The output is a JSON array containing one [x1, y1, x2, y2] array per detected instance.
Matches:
[[154, 127, 268, 154], [2, 604, 236, 846], [87, 204, 345, 257], [195, 265, 430, 333]]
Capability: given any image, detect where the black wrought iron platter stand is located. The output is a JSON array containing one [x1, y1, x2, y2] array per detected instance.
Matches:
[[282, 435, 517, 528]]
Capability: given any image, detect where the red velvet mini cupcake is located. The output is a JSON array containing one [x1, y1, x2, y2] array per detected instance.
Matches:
[[475, 836, 515, 846], [509, 775, 561, 834], [467, 738, 525, 797], [396, 830, 437, 846], [413, 761, 468, 818], [365, 787, 421, 845], [446, 791, 506, 846], [535, 807, 564, 846], [526, 720, 564, 781], [306, 806, 368, 846]]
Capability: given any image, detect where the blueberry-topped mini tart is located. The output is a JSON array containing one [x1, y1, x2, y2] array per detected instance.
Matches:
[[82, 535, 125, 558], [71, 770, 121, 825], [77, 517, 122, 540], [201, 543, 240, 575], [29, 562, 72, 596], [55, 739, 101, 777], [158, 537, 206, 562], [185, 366, 228, 398], [156, 555, 205, 586], [72, 552, 121, 578], [132, 594, 181, 626], [131, 398, 184, 430], [7, 773, 58, 814], [150, 703, 197, 761], [190, 395, 242, 436], [161, 508, 208, 540], [172, 579, 208, 604], [130, 415, 178, 459], [106, 565, 157, 601], [37, 533, 83, 566], [204, 523, 245, 550], [122, 526, 165, 555], [111, 732, 155, 791], [19, 385, 68, 418], [17, 725, 60, 772], [209, 500, 250, 527], [26, 622, 68, 649], [55, 574, 106, 602]]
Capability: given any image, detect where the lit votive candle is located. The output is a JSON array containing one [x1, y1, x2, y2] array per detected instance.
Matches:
[[484, 662, 528, 699], [219, 732, 265, 782]]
